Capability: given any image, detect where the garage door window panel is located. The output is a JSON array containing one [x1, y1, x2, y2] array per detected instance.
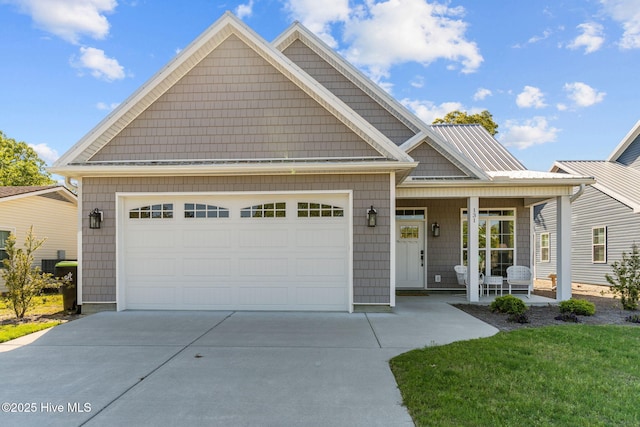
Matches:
[[297, 202, 344, 218], [129, 204, 174, 219], [184, 203, 230, 218], [241, 202, 286, 218]]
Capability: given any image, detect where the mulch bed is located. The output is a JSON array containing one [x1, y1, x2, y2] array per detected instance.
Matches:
[[454, 289, 638, 332]]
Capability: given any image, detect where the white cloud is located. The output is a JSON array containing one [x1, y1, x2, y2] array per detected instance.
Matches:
[[284, 0, 482, 81], [7, 0, 117, 44], [410, 76, 424, 88], [72, 46, 125, 81], [284, 0, 350, 47], [567, 22, 604, 54], [473, 88, 492, 101], [401, 99, 463, 124], [235, 0, 254, 19], [96, 101, 119, 110], [600, 0, 640, 49], [516, 86, 547, 109], [29, 143, 59, 164], [563, 82, 606, 107], [341, 0, 482, 81], [556, 103, 568, 111], [500, 117, 559, 149]]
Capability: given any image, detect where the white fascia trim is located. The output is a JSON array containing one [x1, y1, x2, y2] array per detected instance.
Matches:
[[399, 178, 594, 187], [607, 119, 640, 162], [50, 161, 418, 178]]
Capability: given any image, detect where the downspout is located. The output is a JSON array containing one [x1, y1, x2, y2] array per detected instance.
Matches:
[[570, 184, 585, 202], [65, 176, 78, 192]]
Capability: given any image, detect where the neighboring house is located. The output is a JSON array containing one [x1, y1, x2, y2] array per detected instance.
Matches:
[[0, 186, 78, 292], [50, 13, 592, 313], [534, 120, 640, 286]]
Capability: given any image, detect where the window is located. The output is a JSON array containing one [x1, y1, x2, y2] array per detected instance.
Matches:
[[129, 204, 174, 219], [592, 227, 607, 263], [241, 202, 286, 218], [396, 209, 425, 220], [400, 225, 420, 239], [540, 233, 550, 263], [184, 203, 229, 219], [461, 209, 516, 277], [297, 202, 344, 218], [0, 230, 10, 264]]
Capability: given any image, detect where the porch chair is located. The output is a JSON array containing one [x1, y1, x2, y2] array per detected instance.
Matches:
[[506, 265, 533, 298], [454, 265, 484, 295]]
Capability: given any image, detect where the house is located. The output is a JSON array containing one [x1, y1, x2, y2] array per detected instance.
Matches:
[[534, 120, 640, 286], [50, 13, 593, 313], [0, 185, 77, 292]]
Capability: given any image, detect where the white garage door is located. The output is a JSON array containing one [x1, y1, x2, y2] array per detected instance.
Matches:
[[119, 193, 350, 311]]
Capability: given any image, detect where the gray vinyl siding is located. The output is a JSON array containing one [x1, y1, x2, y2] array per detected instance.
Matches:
[[91, 35, 381, 162], [282, 40, 416, 145], [616, 133, 640, 170], [408, 140, 467, 177], [81, 174, 391, 305], [397, 198, 530, 290], [534, 186, 640, 285], [533, 200, 557, 280]]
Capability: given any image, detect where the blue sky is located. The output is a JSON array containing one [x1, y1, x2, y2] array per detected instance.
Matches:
[[1, 0, 638, 172]]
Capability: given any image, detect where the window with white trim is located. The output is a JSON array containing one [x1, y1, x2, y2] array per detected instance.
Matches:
[[461, 209, 516, 277], [592, 226, 607, 263], [0, 230, 10, 264], [297, 202, 344, 218], [241, 202, 286, 218], [184, 203, 229, 219], [129, 204, 174, 219], [540, 233, 550, 263]]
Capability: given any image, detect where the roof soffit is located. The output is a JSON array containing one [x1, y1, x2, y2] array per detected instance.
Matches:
[[54, 13, 412, 168]]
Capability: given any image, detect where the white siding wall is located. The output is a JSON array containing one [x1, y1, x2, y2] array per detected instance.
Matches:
[[0, 195, 77, 291]]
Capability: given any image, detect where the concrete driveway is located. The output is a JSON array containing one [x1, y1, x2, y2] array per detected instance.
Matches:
[[0, 296, 497, 427]]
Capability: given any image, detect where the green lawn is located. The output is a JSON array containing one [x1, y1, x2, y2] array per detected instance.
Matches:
[[390, 325, 640, 427], [0, 294, 64, 343], [0, 321, 60, 343], [0, 294, 64, 319]]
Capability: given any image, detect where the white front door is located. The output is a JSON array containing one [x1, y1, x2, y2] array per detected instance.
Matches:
[[395, 221, 425, 289]]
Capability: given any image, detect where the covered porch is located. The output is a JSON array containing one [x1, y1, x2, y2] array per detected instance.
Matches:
[[394, 171, 594, 303]]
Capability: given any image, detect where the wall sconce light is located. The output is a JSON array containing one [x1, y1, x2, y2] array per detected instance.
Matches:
[[432, 222, 440, 237], [89, 208, 103, 229], [367, 206, 377, 227]]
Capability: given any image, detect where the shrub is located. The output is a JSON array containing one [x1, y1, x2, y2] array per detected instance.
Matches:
[[605, 244, 640, 310], [490, 294, 527, 315], [625, 314, 640, 324], [558, 299, 596, 316], [1, 227, 59, 319]]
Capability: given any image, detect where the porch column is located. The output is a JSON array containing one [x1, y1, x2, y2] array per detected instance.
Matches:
[[467, 197, 480, 302], [556, 195, 572, 301]]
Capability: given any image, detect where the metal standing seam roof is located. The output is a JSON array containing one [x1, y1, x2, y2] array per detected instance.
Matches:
[[556, 160, 640, 211], [428, 124, 526, 172]]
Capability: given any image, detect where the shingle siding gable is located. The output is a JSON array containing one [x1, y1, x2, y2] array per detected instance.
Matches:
[[407, 141, 467, 177], [90, 35, 380, 162], [282, 39, 416, 146]]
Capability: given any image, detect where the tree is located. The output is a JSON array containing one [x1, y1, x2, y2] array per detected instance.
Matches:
[[432, 110, 499, 136], [0, 131, 55, 186], [1, 227, 59, 319], [605, 244, 640, 310]]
